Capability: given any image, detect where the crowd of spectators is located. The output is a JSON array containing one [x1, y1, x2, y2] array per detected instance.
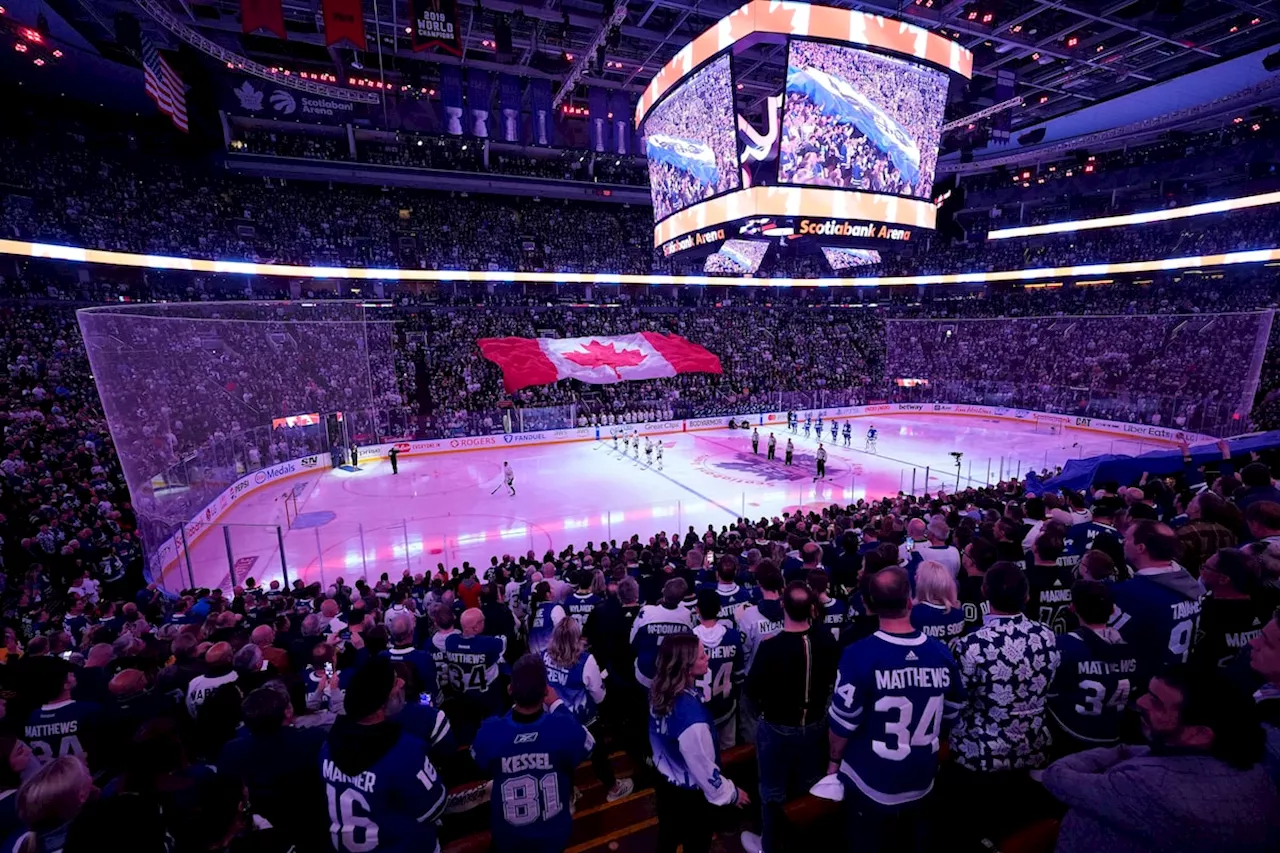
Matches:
[[230, 129, 351, 161], [781, 42, 947, 199], [886, 313, 1268, 433], [643, 55, 741, 220], [3, 349, 1280, 851]]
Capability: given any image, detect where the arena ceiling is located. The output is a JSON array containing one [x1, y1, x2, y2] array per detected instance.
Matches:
[[52, 0, 1280, 141]]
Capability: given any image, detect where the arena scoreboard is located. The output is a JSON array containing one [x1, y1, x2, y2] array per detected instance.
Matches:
[[636, 1, 973, 263]]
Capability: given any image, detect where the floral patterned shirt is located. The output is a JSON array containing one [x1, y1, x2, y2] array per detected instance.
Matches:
[[949, 613, 1061, 772]]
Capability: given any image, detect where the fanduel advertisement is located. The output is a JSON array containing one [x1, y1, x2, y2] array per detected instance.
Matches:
[[220, 74, 371, 124]]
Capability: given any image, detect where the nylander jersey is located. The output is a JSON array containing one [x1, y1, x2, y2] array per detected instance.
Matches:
[[471, 705, 594, 853], [738, 599, 785, 672], [1047, 628, 1139, 746], [819, 597, 849, 640], [1109, 569, 1204, 676], [630, 604, 694, 687], [380, 645, 439, 699], [650, 689, 739, 806], [909, 602, 966, 643], [527, 603, 566, 657], [693, 623, 745, 725], [564, 592, 603, 628], [543, 649, 604, 726], [1060, 520, 1121, 570], [442, 633, 507, 706], [25, 700, 101, 762], [827, 630, 965, 806], [320, 733, 447, 853]]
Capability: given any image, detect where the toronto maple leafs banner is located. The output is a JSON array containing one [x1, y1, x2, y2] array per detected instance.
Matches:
[[477, 333, 723, 393], [220, 73, 373, 124]]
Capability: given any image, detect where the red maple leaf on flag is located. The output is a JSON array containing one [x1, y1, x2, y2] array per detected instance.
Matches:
[[562, 340, 647, 378]]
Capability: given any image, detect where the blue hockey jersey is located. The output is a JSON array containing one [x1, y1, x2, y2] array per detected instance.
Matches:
[[471, 704, 594, 853], [650, 689, 740, 806], [1109, 568, 1204, 677], [442, 633, 507, 709], [25, 700, 101, 762], [693, 622, 745, 725], [629, 604, 693, 687], [828, 630, 965, 805], [320, 722, 448, 853], [909, 602, 966, 643], [1047, 627, 1139, 745], [543, 649, 605, 726], [710, 583, 753, 628], [380, 645, 439, 699], [1060, 520, 1121, 570], [527, 603, 566, 657], [563, 593, 603, 628]]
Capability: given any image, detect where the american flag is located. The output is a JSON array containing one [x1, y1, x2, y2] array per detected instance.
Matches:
[[142, 36, 188, 132]]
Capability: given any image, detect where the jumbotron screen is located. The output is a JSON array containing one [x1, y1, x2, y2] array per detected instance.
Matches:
[[704, 240, 770, 274], [780, 41, 949, 200], [635, 1, 972, 261], [644, 54, 741, 222]]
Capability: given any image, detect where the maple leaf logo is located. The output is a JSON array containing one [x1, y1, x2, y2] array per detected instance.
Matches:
[[562, 340, 647, 378]]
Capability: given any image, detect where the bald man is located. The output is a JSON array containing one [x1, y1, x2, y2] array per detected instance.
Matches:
[[185, 641, 240, 718], [251, 625, 290, 675], [100, 668, 179, 771], [898, 517, 929, 566], [442, 608, 509, 739]]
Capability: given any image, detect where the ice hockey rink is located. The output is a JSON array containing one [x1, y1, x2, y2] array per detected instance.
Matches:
[[172, 414, 1161, 592]]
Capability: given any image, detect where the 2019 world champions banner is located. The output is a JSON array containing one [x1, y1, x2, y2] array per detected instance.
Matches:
[[410, 0, 462, 55]]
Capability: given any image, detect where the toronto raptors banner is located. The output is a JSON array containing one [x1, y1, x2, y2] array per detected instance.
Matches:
[[410, 0, 461, 55], [241, 0, 287, 39], [322, 0, 366, 49], [478, 333, 723, 392]]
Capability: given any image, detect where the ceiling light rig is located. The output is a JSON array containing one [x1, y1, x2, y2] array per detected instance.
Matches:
[[552, 1, 628, 109]]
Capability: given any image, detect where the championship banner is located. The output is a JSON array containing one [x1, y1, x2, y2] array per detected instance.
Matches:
[[322, 0, 366, 49], [241, 0, 287, 39], [478, 333, 723, 392], [221, 71, 371, 124], [409, 0, 461, 56]]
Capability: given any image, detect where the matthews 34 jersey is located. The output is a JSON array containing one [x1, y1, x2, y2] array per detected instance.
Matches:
[[25, 700, 101, 762], [442, 633, 507, 710], [471, 703, 594, 853], [1047, 627, 1139, 746], [827, 630, 965, 805], [693, 622, 745, 725]]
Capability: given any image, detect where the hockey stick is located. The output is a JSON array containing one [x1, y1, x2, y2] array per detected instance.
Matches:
[[490, 483, 503, 494]]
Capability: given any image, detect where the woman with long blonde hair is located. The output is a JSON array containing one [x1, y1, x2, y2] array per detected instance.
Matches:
[[649, 634, 748, 853], [543, 617, 633, 802], [910, 560, 966, 641]]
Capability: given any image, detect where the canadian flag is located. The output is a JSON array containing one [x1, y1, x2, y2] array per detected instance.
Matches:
[[477, 333, 723, 393]]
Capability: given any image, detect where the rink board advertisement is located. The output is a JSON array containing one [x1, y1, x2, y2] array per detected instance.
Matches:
[[155, 406, 1210, 579]]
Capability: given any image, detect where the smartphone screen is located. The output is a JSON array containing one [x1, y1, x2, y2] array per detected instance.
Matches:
[[324, 662, 334, 677]]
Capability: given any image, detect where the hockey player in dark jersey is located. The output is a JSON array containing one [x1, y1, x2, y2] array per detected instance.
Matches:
[[1047, 581, 1139, 756]]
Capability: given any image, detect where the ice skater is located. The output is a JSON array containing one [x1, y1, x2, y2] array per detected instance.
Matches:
[[830, 420, 838, 443], [612, 428, 620, 451], [814, 443, 827, 481], [843, 423, 852, 447], [816, 414, 824, 436], [785, 437, 794, 466], [350, 442, 359, 468], [388, 445, 400, 475], [803, 416, 811, 438], [767, 432, 776, 460], [656, 441, 664, 470], [503, 461, 516, 496], [631, 430, 640, 456], [644, 436, 653, 464], [865, 425, 878, 454], [751, 428, 759, 455]]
